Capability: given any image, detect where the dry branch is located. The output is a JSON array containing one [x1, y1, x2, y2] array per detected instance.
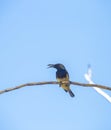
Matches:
[[0, 81, 111, 95]]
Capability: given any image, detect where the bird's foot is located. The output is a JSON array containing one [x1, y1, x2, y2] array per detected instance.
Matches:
[[58, 81, 62, 87]]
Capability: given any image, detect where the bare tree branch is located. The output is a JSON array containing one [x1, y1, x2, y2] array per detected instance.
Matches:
[[0, 81, 111, 95], [70, 81, 111, 90]]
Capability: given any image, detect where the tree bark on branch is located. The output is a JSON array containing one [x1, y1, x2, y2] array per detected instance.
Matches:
[[0, 81, 111, 94]]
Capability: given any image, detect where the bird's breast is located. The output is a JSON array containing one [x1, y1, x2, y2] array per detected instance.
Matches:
[[56, 70, 69, 80]]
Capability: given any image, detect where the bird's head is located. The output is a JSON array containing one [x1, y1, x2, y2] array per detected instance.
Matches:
[[47, 63, 66, 70]]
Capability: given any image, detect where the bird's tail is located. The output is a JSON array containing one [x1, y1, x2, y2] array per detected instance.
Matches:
[[69, 89, 75, 97]]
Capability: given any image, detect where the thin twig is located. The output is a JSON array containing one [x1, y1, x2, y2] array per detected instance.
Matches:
[[70, 81, 111, 90], [0, 81, 111, 95]]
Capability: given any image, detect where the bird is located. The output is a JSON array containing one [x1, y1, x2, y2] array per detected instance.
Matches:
[[48, 63, 75, 97]]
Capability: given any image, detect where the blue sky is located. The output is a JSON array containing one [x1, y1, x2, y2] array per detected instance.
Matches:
[[0, 0, 111, 130]]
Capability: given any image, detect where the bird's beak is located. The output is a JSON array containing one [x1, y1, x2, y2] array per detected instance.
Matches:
[[47, 64, 55, 68]]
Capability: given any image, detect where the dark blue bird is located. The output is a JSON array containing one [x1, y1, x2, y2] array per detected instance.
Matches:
[[48, 63, 75, 97]]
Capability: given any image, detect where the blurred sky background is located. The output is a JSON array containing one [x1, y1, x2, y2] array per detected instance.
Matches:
[[0, 0, 111, 130]]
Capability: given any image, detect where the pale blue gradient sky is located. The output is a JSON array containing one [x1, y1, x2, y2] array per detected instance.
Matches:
[[0, 0, 111, 130]]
